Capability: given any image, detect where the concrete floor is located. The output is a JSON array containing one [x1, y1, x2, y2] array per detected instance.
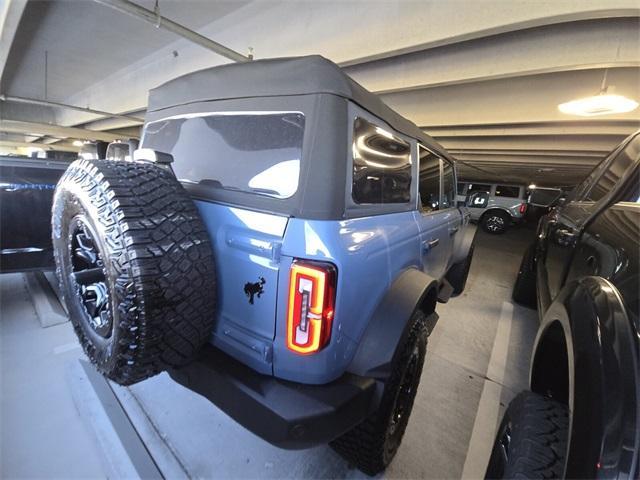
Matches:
[[0, 225, 539, 479]]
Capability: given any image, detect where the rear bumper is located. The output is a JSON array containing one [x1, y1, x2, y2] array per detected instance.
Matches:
[[168, 345, 378, 449]]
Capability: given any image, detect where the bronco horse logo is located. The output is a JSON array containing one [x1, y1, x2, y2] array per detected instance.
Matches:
[[244, 277, 266, 305]]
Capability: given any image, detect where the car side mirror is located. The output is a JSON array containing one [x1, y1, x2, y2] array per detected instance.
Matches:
[[466, 191, 489, 208], [133, 148, 174, 164]]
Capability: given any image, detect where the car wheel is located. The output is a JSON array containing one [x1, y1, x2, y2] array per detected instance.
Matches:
[[485, 391, 569, 479], [447, 243, 475, 296], [52, 159, 216, 385], [330, 309, 428, 476], [512, 244, 537, 308], [481, 211, 510, 234]]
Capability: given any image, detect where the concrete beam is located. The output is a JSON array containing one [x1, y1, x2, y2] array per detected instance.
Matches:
[[346, 17, 640, 94], [0, 0, 27, 89], [382, 68, 640, 127], [0, 119, 125, 142], [424, 121, 638, 138], [0, 139, 79, 152], [438, 136, 616, 153], [50, 0, 640, 127]]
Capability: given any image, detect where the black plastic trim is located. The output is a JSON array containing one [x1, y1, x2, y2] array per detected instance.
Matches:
[[168, 344, 378, 450], [347, 268, 439, 380]]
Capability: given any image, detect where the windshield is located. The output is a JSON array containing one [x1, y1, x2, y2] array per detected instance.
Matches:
[[142, 112, 305, 199]]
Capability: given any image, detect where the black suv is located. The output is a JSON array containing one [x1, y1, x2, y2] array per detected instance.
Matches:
[[487, 132, 639, 479]]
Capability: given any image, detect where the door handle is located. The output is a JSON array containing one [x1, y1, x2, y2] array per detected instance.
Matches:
[[556, 228, 577, 247], [423, 238, 440, 252], [448, 226, 459, 236]]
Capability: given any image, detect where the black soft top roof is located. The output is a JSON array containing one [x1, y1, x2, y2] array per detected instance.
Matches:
[[147, 55, 436, 148]]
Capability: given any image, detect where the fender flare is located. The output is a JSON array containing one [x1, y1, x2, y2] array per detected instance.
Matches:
[[450, 222, 477, 265], [480, 206, 513, 221], [530, 277, 639, 479], [347, 268, 439, 381]]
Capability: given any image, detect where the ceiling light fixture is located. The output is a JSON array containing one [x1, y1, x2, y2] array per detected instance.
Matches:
[[72, 140, 84, 147], [558, 69, 639, 117], [528, 183, 537, 189]]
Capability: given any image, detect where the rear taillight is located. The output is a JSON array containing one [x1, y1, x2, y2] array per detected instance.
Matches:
[[519, 203, 527, 214], [286, 260, 336, 355]]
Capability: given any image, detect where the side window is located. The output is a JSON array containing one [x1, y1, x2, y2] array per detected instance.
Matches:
[[467, 183, 491, 195], [419, 146, 441, 213], [584, 137, 639, 202], [442, 159, 455, 208], [495, 185, 520, 198], [352, 117, 412, 204]]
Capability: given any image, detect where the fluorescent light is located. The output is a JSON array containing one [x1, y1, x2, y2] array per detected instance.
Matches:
[[558, 94, 639, 117], [72, 140, 84, 147], [528, 184, 537, 189]]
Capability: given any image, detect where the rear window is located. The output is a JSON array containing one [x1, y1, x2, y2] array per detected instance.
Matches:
[[352, 117, 411, 204], [495, 185, 520, 198], [142, 112, 305, 199]]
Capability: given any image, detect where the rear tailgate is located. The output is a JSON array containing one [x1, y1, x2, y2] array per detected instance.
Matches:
[[194, 201, 288, 375]]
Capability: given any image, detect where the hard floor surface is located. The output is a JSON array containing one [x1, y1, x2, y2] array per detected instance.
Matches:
[[0, 225, 539, 479]]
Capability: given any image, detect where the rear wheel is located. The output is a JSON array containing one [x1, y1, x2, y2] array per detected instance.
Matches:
[[330, 309, 428, 475], [486, 391, 569, 479], [481, 210, 510, 234], [52, 159, 216, 385]]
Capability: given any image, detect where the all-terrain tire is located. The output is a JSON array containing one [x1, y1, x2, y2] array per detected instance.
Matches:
[[481, 210, 511, 234], [52, 159, 216, 386], [512, 244, 537, 308], [447, 243, 475, 296], [330, 309, 428, 476], [486, 391, 569, 479]]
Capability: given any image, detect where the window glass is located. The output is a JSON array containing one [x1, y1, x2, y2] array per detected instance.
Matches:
[[419, 147, 440, 213], [106, 143, 131, 161], [142, 112, 305, 199], [495, 185, 520, 198], [442, 160, 455, 208], [585, 139, 639, 202], [352, 117, 411, 204], [467, 183, 491, 195]]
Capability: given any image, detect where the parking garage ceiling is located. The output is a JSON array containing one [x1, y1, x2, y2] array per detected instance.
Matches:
[[1, 0, 639, 187]]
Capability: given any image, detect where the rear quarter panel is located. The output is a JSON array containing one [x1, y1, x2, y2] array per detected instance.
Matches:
[[274, 211, 422, 383]]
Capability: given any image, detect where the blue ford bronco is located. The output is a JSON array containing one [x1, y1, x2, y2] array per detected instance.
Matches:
[[52, 56, 476, 474]]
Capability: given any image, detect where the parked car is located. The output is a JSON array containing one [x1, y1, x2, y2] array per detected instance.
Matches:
[[486, 132, 640, 479], [456, 182, 527, 234], [51, 55, 478, 475], [0, 154, 72, 272]]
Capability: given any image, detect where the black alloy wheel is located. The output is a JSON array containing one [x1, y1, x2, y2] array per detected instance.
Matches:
[[385, 344, 421, 462], [69, 217, 112, 339]]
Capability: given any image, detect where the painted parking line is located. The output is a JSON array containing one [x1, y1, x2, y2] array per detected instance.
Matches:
[[461, 301, 513, 479]]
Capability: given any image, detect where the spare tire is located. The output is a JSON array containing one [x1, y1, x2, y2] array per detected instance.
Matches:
[[52, 159, 216, 385]]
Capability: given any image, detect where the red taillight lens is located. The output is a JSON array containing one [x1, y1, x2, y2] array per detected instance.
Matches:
[[286, 260, 336, 355], [519, 203, 527, 214]]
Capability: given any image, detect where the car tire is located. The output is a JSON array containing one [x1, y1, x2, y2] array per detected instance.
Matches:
[[512, 244, 537, 308], [486, 391, 569, 479], [52, 159, 216, 386], [481, 210, 510, 234], [330, 309, 428, 476], [446, 243, 475, 296]]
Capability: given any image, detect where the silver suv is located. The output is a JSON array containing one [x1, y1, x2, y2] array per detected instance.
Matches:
[[456, 182, 527, 234]]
